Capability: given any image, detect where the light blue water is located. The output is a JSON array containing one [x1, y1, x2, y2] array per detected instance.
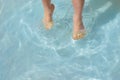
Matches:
[[0, 0, 120, 80]]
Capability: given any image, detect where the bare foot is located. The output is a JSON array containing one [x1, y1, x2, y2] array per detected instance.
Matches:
[[43, 4, 55, 30], [72, 16, 86, 40]]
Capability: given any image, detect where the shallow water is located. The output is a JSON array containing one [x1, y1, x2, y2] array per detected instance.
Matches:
[[0, 0, 120, 80]]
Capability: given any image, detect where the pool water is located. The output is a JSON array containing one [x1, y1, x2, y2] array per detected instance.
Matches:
[[0, 0, 120, 80]]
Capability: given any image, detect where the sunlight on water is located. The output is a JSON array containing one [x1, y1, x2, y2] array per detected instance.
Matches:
[[0, 0, 120, 80]]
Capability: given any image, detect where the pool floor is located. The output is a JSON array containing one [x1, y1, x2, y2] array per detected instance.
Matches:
[[0, 0, 120, 80]]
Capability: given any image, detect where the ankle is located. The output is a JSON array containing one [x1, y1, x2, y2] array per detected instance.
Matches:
[[73, 18, 83, 26], [44, 9, 51, 15]]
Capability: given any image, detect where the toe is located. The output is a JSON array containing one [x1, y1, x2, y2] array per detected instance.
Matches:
[[72, 31, 86, 40], [44, 21, 53, 30]]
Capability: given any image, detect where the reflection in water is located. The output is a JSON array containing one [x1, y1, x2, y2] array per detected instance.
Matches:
[[0, 0, 120, 80]]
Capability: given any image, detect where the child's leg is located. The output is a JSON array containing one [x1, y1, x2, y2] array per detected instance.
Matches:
[[72, 0, 86, 40], [42, 0, 55, 30]]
